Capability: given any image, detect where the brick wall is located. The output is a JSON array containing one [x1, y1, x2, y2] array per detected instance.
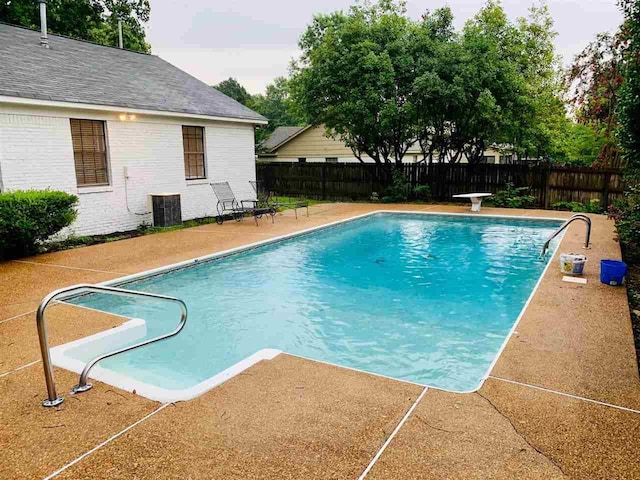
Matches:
[[0, 105, 257, 236]]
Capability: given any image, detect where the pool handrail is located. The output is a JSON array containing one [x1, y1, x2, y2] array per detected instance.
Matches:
[[36, 283, 187, 407], [541, 214, 591, 257]]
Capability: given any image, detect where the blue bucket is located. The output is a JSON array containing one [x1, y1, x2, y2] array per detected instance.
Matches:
[[600, 260, 628, 286]]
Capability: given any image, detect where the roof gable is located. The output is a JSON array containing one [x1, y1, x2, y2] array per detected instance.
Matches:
[[262, 125, 424, 157], [0, 23, 266, 123], [260, 126, 308, 152]]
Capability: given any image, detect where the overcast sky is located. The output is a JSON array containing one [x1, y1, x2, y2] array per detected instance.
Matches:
[[146, 0, 623, 94]]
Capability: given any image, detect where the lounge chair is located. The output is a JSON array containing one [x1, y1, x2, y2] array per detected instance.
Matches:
[[250, 181, 309, 219], [210, 182, 275, 226]]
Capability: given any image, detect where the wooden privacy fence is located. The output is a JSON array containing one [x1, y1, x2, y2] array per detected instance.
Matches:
[[257, 162, 624, 208]]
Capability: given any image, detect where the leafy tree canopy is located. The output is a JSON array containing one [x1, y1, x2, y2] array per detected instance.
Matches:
[[603, 1, 640, 259], [618, 0, 640, 175], [566, 29, 625, 167], [250, 77, 305, 145], [291, 0, 422, 166], [0, 0, 150, 52], [213, 76, 305, 147], [290, 0, 570, 166], [213, 78, 252, 106]]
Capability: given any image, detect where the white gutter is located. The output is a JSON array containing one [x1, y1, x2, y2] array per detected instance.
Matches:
[[0, 95, 268, 126]]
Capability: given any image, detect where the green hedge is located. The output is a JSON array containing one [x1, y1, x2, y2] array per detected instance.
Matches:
[[484, 183, 536, 209], [0, 190, 79, 259]]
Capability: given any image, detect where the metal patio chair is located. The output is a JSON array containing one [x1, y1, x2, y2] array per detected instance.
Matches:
[[210, 182, 275, 226], [250, 181, 309, 219]]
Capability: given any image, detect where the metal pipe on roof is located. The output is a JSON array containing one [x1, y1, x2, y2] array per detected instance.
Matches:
[[38, 0, 49, 48], [118, 20, 123, 49]]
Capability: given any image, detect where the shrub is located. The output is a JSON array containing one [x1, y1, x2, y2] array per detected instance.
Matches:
[[382, 169, 410, 203], [0, 190, 79, 259], [616, 1, 640, 262], [485, 183, 536, 209], [551, 199, 604, 214], [609, 188, 640, 262], [413, 184, 431, 202]]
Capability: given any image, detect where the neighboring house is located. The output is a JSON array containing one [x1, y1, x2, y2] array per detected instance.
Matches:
[[258, 125, 512, 165], [0, 23, 266, 236]]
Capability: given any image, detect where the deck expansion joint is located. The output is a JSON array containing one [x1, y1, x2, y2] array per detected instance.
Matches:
[[184, 229, 284, 237], [0, 359, 41, 378], [0, 308, 37, 324], [11, 260, 129, 276], [358, 387, 428, 479], [43, 402, 170, 480], [488, 376, 640, 414], [1, 298, 126, 325]]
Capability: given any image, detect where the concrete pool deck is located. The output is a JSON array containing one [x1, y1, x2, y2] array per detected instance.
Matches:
[[1, 203, 639, 479]]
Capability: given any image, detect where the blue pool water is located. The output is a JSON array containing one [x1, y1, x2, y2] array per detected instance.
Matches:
[[68, 213, 560, 392]]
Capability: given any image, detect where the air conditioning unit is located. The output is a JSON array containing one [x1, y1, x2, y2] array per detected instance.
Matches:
[[150, 193, 182, 227]]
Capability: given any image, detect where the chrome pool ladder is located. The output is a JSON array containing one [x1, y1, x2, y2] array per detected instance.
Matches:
[[541, 214, 592, 257], [37, 284, 187, 407]]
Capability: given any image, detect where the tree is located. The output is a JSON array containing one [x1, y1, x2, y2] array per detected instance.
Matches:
[[291, 0, 567, 166], [513, 3, 569, 161], [566, 30, 625, 167], [606, 1, 640, 258], [213, 78, 252, 106], [89, 0, 150, 53], [412, 7, 461, 163], [291, 0, 422, 167], [416, 2, 568, 164], [212, 76, 304, 147], [447, 1, 570, 164], [250, 77, 304, 145], [619, 0, 640, 175], [565, 123, 607, 164], [0, 0, 150, 52], [453, 2, 523, 163]]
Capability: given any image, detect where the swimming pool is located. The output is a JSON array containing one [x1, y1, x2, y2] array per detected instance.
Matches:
[[52, 212, 562, 401]]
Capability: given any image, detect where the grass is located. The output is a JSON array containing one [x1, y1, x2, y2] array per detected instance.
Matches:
[[43, 216, 220, 254], [270, 196, 322, 208], [40, 197, 319, 255]]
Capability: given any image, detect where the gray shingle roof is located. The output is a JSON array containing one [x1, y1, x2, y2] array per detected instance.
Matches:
[[0, 23, 266, 123], [261, 126, 307, 152]]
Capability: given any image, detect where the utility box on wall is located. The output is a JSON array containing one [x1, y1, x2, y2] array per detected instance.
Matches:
[[150, 193, 182, 227]]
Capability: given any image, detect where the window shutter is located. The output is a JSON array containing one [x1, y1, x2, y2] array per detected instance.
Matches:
[[182, 126, 206, 180], [70, 119, 109, 186]]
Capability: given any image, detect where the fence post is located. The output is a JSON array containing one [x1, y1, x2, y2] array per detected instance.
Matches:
[[412, 164, 418, 189], [603, 171, 611, 208], [410, 164, 417, 199], [543, 166, 551, 209], [321, 164, 327, 201]]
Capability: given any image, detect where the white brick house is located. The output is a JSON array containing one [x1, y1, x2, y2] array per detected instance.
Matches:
[[0, 24, 266, 236]]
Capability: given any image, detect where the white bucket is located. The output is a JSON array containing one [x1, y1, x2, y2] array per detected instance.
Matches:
[[560, 253, 587, 276]]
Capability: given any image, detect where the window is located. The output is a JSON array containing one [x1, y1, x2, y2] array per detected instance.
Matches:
[[482, 155, 496, 164], [325, 157, 338, 164], [70, 119, 109, 186], [298, 157, 307, 163], [182, 126, 206, 180], [500, 154, 513, 164]]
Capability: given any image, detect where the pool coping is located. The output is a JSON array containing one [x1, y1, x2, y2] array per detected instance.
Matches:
[[51, 210, 566, 402]]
